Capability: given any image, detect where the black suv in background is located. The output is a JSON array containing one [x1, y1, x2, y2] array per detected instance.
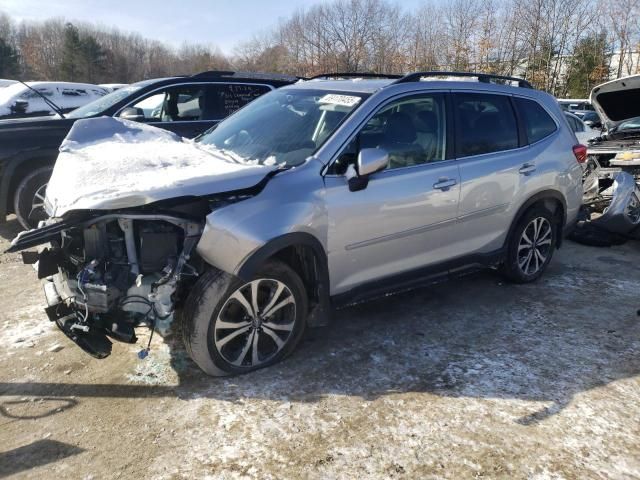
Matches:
[[0, 71, 298, 228]]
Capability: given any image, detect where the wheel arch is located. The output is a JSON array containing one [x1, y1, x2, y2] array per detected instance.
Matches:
[[506, 190, 567, 250], [237, 232, 331, 327], [0, 151, 57, 219]]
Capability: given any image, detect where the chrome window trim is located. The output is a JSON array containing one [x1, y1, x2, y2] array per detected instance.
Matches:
[[114, 81, 275, 123]]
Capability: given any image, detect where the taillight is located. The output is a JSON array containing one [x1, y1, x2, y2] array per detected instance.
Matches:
[[573, 144, 587, 163]]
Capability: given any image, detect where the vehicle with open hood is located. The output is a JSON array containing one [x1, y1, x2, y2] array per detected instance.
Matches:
[[8, 72, 583, 376], [0, 71, 298, 229], [587, 74, 640, 181]]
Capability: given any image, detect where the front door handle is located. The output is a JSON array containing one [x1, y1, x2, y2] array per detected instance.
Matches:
[[519, 163, 536, 175], [433, 178, 457, 191]]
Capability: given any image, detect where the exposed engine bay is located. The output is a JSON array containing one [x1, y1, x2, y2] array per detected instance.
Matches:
[[15, 210, 205, 359], [586, 136, 640, 183]]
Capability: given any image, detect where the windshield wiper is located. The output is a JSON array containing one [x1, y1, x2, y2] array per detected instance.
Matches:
[[17, 80, 66, 119]]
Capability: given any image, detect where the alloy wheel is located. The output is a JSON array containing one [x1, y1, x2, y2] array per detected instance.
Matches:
[[627, 193, 640, 224], [214, 278, 297, 368], [517, 217, 552, 276], [29, 183, 48, 225]]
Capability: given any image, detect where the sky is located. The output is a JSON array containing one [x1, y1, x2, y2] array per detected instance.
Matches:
[[1, 0, 425, 54]]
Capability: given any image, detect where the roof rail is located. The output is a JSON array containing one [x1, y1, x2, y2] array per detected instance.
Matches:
[[394, 71, 533, 89], [308, 72, 403, 81], [191, 70, 301, 82], [191, 70, 236, 78]]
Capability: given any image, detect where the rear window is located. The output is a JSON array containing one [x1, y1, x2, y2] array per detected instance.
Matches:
[[516, 98, 557, 144], [454, 93, 519, 157]]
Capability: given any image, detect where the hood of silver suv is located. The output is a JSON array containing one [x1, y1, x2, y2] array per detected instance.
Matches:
[[45, 117, 276, 217], [590, 75, 640, 130]]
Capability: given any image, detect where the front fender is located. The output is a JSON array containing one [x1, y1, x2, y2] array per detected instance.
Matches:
[[195, 168, 328, 277]]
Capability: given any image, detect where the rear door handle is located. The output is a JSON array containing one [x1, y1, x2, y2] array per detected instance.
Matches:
[[433, 178, 457, 191], [519, 163, 536, 175]]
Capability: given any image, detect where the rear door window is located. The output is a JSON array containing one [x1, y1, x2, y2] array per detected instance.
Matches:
[[454, 93, 518, 157], [200, 84, 271, 120], [516, 97, 557, 144]]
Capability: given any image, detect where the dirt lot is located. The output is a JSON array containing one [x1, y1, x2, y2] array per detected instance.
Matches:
[[0, 216, 639, 480]]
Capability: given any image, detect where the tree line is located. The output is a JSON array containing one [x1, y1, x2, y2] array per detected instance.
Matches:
[[0, 13, 231, 85], [1, 0, 639, 97]]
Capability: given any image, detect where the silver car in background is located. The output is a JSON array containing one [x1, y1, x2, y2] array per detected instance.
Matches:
[[10, 72, 584, 376]]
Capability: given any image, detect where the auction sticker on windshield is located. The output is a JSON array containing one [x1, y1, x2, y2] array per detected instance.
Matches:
[[319, 94, 361, 107]]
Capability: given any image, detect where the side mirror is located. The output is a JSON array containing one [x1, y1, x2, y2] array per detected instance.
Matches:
[[11, 99, 28, 114], [358, 148, 389, 176], [348, 148, 389, 192], [119, 107, 145, 122]]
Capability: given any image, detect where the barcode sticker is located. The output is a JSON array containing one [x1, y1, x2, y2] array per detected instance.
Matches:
[[319, 94, 361, 107]]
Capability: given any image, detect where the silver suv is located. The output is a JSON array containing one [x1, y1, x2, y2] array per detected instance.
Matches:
[[11, 72, 584, 376]]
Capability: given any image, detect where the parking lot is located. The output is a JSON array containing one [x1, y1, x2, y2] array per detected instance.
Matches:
[[0, 215, 638, 479]]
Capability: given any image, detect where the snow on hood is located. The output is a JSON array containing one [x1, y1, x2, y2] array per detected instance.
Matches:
[[590, 75, 640, 129], [45, 117, 275, 217]]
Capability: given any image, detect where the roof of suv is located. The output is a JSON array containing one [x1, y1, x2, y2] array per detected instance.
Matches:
[[288, 78, 540, 97], [129, 71, 301, 90], [287, 72, 534, 94], [289, 79, 394, 93]]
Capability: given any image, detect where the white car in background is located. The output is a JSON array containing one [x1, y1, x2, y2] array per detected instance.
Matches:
[[565, 111, 599, 144], [0, 81, 109, 119], [0, 79, 17, 88]]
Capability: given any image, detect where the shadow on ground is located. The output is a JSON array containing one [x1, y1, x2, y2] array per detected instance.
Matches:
[[0, 217, 23, 242], [0, 439, 84, 478]]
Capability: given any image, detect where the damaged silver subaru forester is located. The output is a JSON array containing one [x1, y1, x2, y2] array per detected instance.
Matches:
[[9, 72, 584, 376]]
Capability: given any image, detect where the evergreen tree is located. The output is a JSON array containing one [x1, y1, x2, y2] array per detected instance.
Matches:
[[80, 34, 106, 83], [0, 36, 19, 78], [60, 23, 82, 81], [565, 33, 611, 98]]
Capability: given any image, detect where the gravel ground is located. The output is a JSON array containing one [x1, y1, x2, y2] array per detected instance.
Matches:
[[0, 216, 639, 479]]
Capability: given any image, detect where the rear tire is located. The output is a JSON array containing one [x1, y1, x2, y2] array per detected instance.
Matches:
[[501, 206, 558, 283], [182, 261, 308, 376], [14, 167, 53, 229]]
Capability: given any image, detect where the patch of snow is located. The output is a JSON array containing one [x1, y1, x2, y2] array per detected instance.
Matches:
[[0, 304, 53, 348]]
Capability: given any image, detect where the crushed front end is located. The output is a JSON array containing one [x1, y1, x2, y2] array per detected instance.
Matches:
[[10, 211, 204, 358]]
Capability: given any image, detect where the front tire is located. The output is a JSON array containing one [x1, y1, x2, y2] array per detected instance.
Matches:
[[182, 260, 308, 376], [501, 206, 558, 283], [14, 167, 53, 229]]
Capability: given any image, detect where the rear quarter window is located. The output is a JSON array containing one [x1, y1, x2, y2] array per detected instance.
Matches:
[[516, 97, 557, 144]]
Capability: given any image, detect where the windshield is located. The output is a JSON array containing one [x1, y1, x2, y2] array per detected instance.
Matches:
[[67, 86, 141, 118], [197, 89, 367, 167], [615, 116, 640, 132]]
